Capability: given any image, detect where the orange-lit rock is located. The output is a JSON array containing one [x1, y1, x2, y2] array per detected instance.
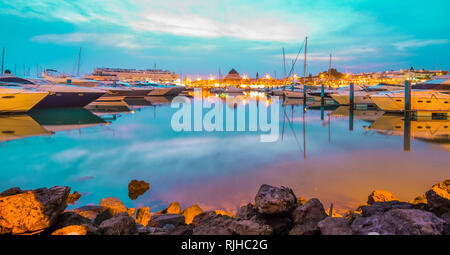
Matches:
[[215, 210, 232, 217], [52, 225, 87, 235], [128, 208, 136, 218], [409, 194, 428, 205], [255, 185, 297, 214], [99, 197, 128, 216], [183, 205, 203, 224], [128, 180, 150, 200], [136, 207, 151, 226], [70, 205, 112, 225], [298, 196, 308, 206], [367, 190, 399, 205], [67, 191, 82, 205], [167, 202, 181, 214], [0, 186, 70, 235], [0, 187, 23, 197], [426, 179, 450, 216]]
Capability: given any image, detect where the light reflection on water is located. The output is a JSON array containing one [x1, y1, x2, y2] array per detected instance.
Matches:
[[0, 95, 449, 215]]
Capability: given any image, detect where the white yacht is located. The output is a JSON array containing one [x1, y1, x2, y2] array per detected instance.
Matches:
[[331, 84, 403, 105]]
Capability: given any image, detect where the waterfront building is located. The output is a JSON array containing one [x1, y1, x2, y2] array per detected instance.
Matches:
[[223, 69, 242, 80], [86, 68, 180, 82]]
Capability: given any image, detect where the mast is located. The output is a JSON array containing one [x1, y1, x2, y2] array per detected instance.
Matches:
[[328, 53, 332, 86], [76, 47, 82, 76], [282, 47, 286, 79], [1, 47, 4, 75], [303, 37, 308, 96]]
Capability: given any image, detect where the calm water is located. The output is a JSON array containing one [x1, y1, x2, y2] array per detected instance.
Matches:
[[1, 94, 449, 215]]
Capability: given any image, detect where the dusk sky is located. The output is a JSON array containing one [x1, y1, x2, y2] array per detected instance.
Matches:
[[1, 0, 449, 78]]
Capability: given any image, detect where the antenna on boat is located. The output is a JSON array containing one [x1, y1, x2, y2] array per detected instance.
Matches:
[[1, 46, 4, 75], [76, 47, 82, 76]]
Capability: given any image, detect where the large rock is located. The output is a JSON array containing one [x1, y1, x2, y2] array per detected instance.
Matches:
[[67, 191, 82, 205], [167, 202, 182, 214], [52, 225, 88, 235], [191, 211, 218, 227], [128, 180, 150, 200], [0, 186, 70, 235], [318, 217, 352, 235], [367, 190, 399, 205], [99, 197, 128, 216], [250, 213, 293, 235], [255, 185, 297, 214], [193, 215, 234, 235], [49, 212, 98, 235], [351, 209, 445, 235], [439, 212, 450, 235], [136, 207, 151, 226], [292, 198, 327, 225], [149, 214, 186, 228], [0, 187, 23, 197], [167, 224, 194, 235], [359, 201, 414, 217], [236, 203, 258, 220], [229, 220, 272, 235], [183, 204, 203, 224], [288, 221, 320, 235], [70, 205, 113, 225], [99, 213, 138, 235], [425, 179, 450, 216]]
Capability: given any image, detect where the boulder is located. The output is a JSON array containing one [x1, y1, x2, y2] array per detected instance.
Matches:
[[99, 197, 128, 216], [236, 203, 258, 220], [229, 220, 272, 235], [297, 196, 308, 206], [439, 212, 450, 235], [183, 204, 203, 224], [409, 195, 427, 205], [128, 180, 150, 200], [367, 190, 399, 205], [250, 213, 293, 235], [128, 208, 136, 218], [215, 210, 232, 217], [0, 187, 23, 197], [149, 214, 185, 228], [351, 209, 445, 235], [318, 217, 352, 235], [167, 224, 194, 235], [193, 215, 234, 235], [255, 185, 297, 214], [70, 205, 113, 225], [67, 191, 82, 205], [425, 179, 450, 216], [136, 207, 151, 226], [49, 212, 98, 235], [52, 225, 88, 235], [292, 198, 327, 225], [0, 186, 70, 235], [288, 221, 320, 235], [167, 202, 182, 214], [359, 201, 414, 217], [191, 211, 218, 227], [99, 213, 138, 235]]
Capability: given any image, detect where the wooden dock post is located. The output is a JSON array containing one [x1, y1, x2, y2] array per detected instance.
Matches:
[[349, 83, 354, 108]]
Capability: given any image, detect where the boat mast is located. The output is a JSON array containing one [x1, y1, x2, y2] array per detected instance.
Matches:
[[1, 46, 4, 75], [328, 53, 332, 86], [282, 47, 287, 79], [303, 37, 308, 96], [76, 47, 82, 77]]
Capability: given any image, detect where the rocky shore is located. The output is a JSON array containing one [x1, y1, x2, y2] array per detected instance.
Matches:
[[0, 179, 448, 235]]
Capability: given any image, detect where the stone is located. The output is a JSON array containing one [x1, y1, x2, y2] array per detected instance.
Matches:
[[70, 205, 113, 225], [367, 190, 399, 205], [318, 217, 352, 235], [128, 179, 150, 200], [99, 213, 138, 235], [250, 213, 293, 235], [297, 196, 308, 206], [136, 207, 151, 226], [215, 210, 232, 217], [425, 179, 450, 216], [292, 198, 328, 225], [359, 201, 414, 217], [0, 187, 23, 197], [229, 220, 272, 235], [52, 225, 88, 235], [99, 197, 128, 216], [67, 191, 82, 205], [193, 215, 234, 235], [236, 203, 258, 220], [168, 224, 194, 235], [167, 202, 182, 214], [149, 214, 185, 228], [439, 212, 450, 235], [191, 211, 218, 227], [128, 208, 136, 218], [289, 221, 321, 235], [409, 195, 427, 205], [0, 186, 70, 235], [183, 204, 203, 224], [50, 212, 93, 231], [255, 184, 297, 214], [351, 209, 445, 235]]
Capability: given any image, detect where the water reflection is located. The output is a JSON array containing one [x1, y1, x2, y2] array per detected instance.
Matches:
[[0, 96, 448, 216]]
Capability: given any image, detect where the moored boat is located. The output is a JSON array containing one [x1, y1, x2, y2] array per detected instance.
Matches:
[[0, 86, 48, 113]]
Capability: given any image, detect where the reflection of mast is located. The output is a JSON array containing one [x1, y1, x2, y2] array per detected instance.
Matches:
[[302, 105, 306, 159], [303, 36, 308, 98], [76, 48, 82, 76]]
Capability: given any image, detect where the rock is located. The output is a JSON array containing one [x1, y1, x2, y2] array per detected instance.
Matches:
[[128, 180, 150, 200], [183, 204, 203, 224], [250, 213, 293, 235], [255, 184, 297, 214], [359, 201, 414, 217], [70, 205, 113, 225], [168, 224, 194, 235], [351, 209, 445, 235], [99, 197, 128, 216], [215, 210, 232, 217], [0, 186, 70, 235], [167, 202, 181, 214], [67, 191, 82, 205], [191, 211, 218, 227], [229, 220, 272, 235], [52, 225, 88, 235], [367, 190, 399, 205], [439, 212, 450, 235], [236, 203, 258, 220], [0, 187, 23, 197], [297, 196, 308, 206], [50, 212, 93, 231], [128, 208, 136, 218], [318, 217, 352, 235], [99, 213, 138, 235], [288, 221, 320, 235], [149, 214, 185, 228], [425, 179, 450, 216], [409, 195, 427, 205], [136, 207, 151, 226], [193, 215, 234, 235], [292, 198, 327, 225]]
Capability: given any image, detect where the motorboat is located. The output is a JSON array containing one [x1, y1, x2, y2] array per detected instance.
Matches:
[[42, 69, 100, 87], [140, 82, 185, 96], [0, 76, 106, 108], [370, 78, 450, 112], [0, 86, 48, 113], [330, 84, 403, 105]]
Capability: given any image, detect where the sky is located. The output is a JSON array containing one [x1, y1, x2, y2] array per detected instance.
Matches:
[[0, 0, 449, 78]]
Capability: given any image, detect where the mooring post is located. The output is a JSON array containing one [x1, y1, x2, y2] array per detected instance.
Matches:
[[403, 116, 411, 152], [349, 107, 354, 132], [321, 83, 325, 104], [404, 80, 411, 119], [349, 82, 354, 108]]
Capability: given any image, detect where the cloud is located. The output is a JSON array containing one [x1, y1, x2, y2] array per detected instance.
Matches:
[[393, 39, 448, 50]]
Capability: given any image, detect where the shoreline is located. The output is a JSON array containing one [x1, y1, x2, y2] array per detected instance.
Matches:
[[0, 179, 448, 235]]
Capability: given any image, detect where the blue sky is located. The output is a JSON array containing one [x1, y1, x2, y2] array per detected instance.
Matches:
[[0, 0, 449, 78]]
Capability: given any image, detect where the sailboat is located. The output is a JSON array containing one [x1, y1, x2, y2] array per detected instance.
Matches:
[[0, 86, 48, 113], [283, 37, 308, 99]]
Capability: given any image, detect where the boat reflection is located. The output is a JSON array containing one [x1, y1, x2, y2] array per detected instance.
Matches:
[[331, 106, 385, 122], [0, 114, 51, 142], [369, 114, 450, 152]]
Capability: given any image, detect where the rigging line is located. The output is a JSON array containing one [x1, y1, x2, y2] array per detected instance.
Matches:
[[283, 105, 304, 153], [281, 39, 305, 88]]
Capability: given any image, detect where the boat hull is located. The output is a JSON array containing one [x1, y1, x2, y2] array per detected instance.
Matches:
[[32, 92, 105, 109], [148, 87, 185, 96], [371, 91, 450, 112], [283, 90, 305, 98], [0, 90, 48, 113]]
